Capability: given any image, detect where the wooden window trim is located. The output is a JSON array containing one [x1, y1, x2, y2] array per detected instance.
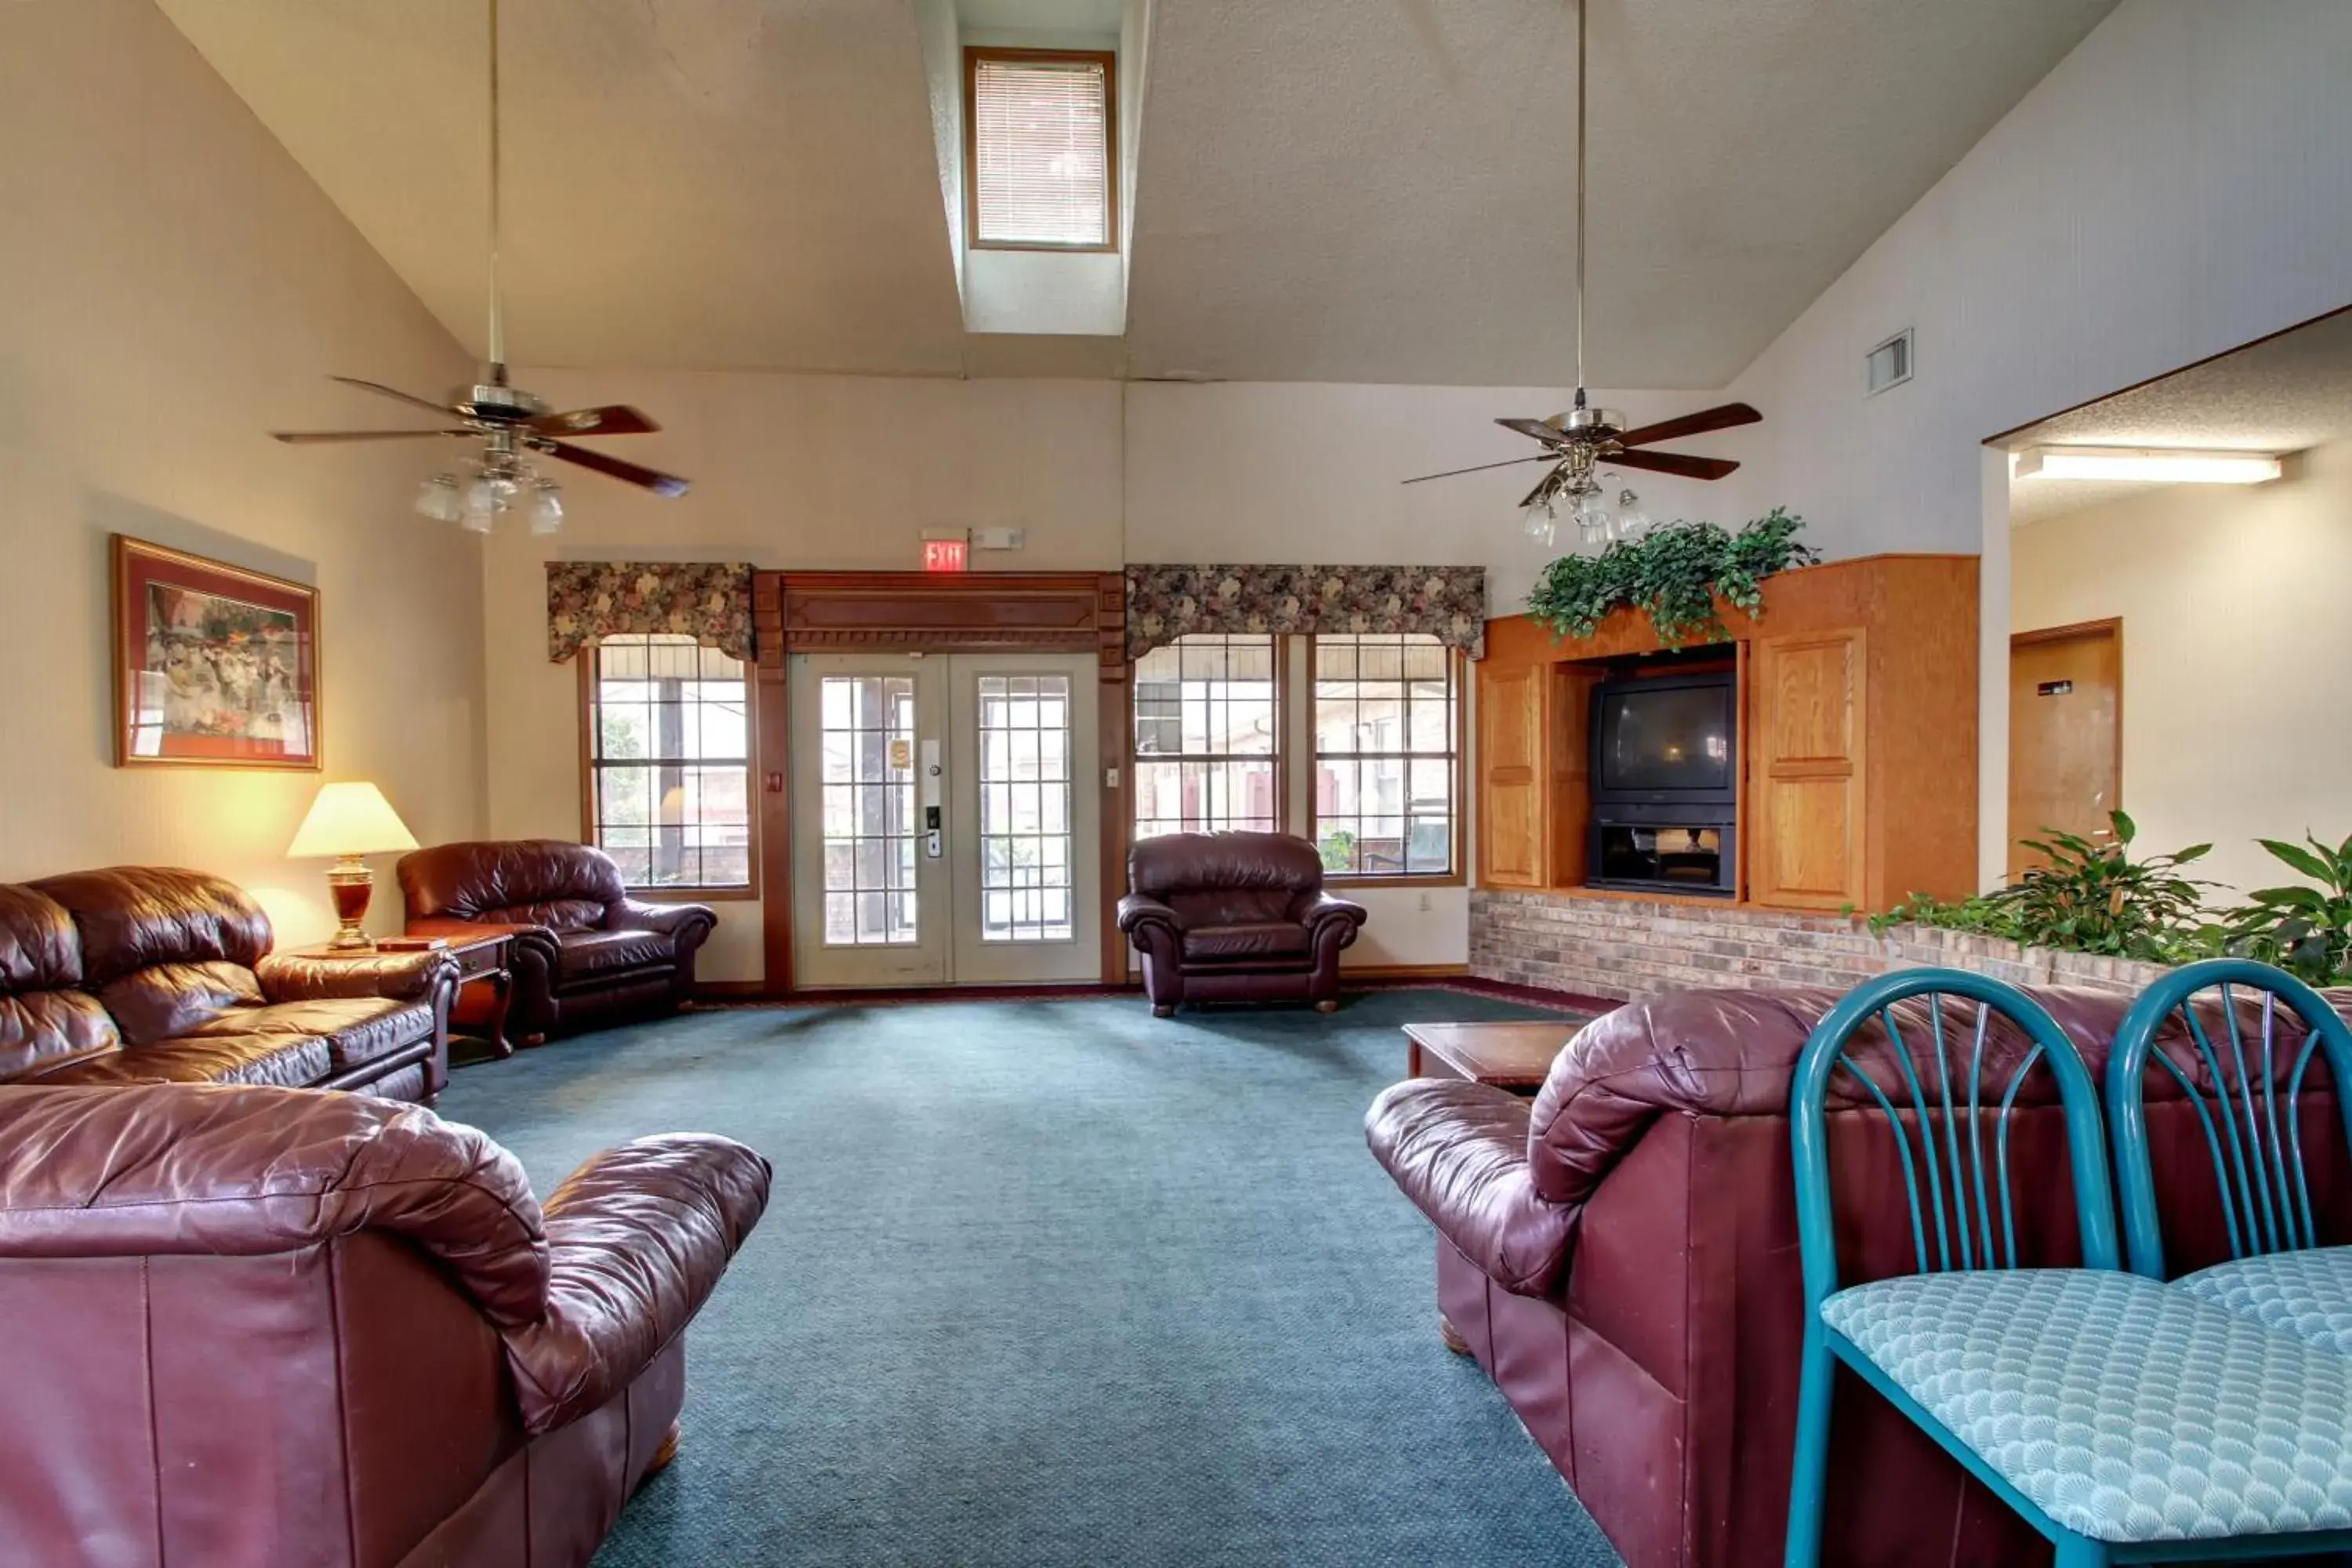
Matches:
[[964, 47, 1120, 256], [1308, 637, 1467, 886], [577, 640, 760, 898]]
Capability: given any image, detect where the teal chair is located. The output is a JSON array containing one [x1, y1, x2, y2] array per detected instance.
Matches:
[[2107, 956, 2352, 1354], [1786, 968, 2352, 1567]]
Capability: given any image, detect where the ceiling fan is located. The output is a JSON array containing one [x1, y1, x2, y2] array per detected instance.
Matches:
[[270, 0, 688, 532], [1400, 0, 1759, 546]]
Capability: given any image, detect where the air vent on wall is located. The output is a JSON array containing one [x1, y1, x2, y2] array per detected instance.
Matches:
[[1866, 329, 1914, 395]]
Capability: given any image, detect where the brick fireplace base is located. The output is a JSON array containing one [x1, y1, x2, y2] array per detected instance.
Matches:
[[1470, 888, 2171, 1004]]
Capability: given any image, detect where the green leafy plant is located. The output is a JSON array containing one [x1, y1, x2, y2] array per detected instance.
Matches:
[[1525, 507, 1817, 648], [1869, 811, 2213, 963], [1316, 828, 1356, 873], [2205, 832, 2352, 985]]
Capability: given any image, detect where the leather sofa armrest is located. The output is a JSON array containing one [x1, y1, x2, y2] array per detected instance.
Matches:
[[257, 949, 458, 1005], [1116, 893, 1181, 938], [1292, 891, 1368, 933], [608, 898, 717, 949], [500, 1133, 772, 1435], [1366, 1079, 1580, 1298]]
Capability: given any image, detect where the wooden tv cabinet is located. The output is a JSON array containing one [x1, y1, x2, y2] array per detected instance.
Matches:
[[1477, 553, 1978, 913]]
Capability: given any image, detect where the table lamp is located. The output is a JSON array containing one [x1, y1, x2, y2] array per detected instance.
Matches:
[[287, 782, 420, 949]]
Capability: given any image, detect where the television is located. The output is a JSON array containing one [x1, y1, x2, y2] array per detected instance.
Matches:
[[1591, 672, 1737, 809]]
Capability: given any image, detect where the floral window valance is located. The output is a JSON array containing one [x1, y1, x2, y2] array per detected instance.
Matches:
[[1123, 564, 1488, 662], [546, 561, 754, 663]]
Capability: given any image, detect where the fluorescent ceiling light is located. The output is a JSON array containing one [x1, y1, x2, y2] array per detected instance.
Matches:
[[2013, 445, 2282, 484]]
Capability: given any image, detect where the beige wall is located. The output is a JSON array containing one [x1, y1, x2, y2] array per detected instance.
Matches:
[[484, 369, 1123, 982], [0, 0, 485, 942], [2011, 437, 2352, 899]]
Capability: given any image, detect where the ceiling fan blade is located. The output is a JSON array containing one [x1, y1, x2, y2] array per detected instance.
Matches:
[[331, 376, 463, 418], [1614, 402, 1762, 449], [270, 429, 470, 444], [544, 440, 691, 498], [1603, 448, 1740, 481], [530, 405, 661, 437], [1400, 453, 1557, 485], [1497, 417, 1570, 445]]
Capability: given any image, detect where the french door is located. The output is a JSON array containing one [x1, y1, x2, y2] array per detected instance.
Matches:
[[788, 652, 1102, 988]]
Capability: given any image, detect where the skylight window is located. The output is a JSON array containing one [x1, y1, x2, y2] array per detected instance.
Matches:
[[967, 49, 1116, 252]]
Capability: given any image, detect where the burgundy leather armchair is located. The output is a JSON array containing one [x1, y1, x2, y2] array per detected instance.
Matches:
[[397, 840, 716, 1044], [1116, 832, 1366, 1015], [1366, 985, 2352, 1568], [0, 867, 453, 1102], [0, 1080, 769, 1567]]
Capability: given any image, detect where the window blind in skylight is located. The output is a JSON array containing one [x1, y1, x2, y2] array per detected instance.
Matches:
[[971, 53, 1112, 249]]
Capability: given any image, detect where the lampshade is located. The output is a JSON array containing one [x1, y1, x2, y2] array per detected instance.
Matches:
[[288, 782, 420, 858]]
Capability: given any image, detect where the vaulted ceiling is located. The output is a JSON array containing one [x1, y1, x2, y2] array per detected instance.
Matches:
[[158, 0, 2116, 387]]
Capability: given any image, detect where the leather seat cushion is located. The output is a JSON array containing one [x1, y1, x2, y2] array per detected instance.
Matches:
[[31, 1031, 330, 1090], [176, 997, 436, 1076], [1180, 921, 1312, 961], [555, 929, 676, 985]]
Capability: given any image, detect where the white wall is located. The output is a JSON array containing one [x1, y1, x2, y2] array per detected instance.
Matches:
[[0, 0, 484, 942], [2012, 440, 2352, 899]]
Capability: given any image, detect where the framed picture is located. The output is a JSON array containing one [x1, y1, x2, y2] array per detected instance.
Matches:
[[111, 535, 321, 770]]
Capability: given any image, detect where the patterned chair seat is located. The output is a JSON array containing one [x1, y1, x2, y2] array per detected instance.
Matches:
[[1821, 1269, 2352, 1544], [2175, 1247, 2352, 1357]]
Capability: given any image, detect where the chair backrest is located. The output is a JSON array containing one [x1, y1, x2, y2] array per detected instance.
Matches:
[[2106, 956, 2352, 1279], [1128, 832, 1323, 927], [398, 839, 625, 931], [27, 867, 274, 1045], [1791, 968, 2122, 1314]]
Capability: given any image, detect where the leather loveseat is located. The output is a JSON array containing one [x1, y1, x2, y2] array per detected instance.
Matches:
[[398, 840, 717, 1044], [1366, 983, 2352, 1568], [0, 1080, 769, 1567], [1116, 831, 1367, 1015], [0, 867, 454, 1102]]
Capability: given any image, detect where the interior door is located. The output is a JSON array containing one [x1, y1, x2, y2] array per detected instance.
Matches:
[[2008, 619, 2122, 879], [789, 651, 1099, 989]]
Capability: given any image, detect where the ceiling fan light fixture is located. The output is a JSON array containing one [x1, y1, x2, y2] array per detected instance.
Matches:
[[415, 473, 462, 523], [528, 478, 564, 535]]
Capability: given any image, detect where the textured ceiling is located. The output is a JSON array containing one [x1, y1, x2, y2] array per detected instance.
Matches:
[[2003, 305, 2352, 526], [160, 0, 2118, 385]]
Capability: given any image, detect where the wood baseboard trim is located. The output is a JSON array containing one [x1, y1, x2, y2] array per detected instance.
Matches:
[[1343, 963, 1472, 980], [693, 981, 771, 1000]]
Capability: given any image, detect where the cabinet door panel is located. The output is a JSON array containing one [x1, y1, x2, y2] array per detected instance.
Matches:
[[1749, 630, 1866, 909], [1479, 664, 1544, 887]]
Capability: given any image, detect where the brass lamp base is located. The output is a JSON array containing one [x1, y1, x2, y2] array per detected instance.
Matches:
[[325, 856, 375, 950]]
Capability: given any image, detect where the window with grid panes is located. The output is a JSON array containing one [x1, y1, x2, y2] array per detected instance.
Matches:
[[585, 634, 752, 890], [1311, 633, 1458, 877], [1131, 634, 1278, 840]]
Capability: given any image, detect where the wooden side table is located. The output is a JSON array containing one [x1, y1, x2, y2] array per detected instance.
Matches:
[[289, 933, 514, 1062]]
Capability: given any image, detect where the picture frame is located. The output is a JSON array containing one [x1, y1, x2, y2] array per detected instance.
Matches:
[[111, 535, 322, 771]]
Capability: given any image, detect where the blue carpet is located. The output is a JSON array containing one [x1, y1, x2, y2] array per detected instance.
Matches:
[[436, 989, 1624, 1567]]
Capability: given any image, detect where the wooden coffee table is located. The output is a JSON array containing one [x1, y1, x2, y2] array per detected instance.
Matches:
[[1404, 1020, 1582, 1091], [1404, 1018, 1587, 1356]]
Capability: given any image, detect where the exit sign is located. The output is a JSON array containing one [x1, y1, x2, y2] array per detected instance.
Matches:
[[923, 538, 968, 572]]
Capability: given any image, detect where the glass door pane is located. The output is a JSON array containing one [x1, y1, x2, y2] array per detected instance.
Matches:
[[975, 674, 1073, 943], [817, 674, 919, 946]]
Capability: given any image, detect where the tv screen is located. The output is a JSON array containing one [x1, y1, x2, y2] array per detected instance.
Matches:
[[1597, 682, 1733, 794]]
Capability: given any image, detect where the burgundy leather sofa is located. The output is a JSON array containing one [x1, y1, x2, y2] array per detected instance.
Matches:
[[1116, 832, 1367, 1015], [398, 840, 716, 1044], [1367, 984, 2352, 1568], [0, 867, 454, 1102], [0, 1079, 768, 1567]]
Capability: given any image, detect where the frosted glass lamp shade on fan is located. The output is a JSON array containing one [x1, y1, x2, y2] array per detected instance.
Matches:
[[288, 782, 421, 949]]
